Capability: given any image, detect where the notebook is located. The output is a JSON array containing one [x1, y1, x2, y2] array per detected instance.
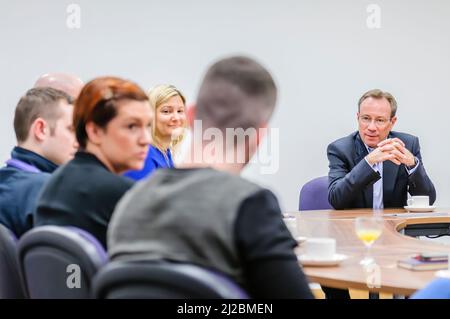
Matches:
[[397, 256, 449, 271]]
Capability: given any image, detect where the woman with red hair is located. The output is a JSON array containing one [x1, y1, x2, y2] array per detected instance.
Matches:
[[34, 76, 153, 247]]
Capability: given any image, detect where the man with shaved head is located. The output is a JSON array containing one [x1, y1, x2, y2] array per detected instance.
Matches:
[[0, 87, 78, 237], [34, 73, 84, 98]]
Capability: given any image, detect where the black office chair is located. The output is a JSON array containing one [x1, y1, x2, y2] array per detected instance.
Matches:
[[93, 260, 249, 299], [17, 226, 108, 298], [0, 224, 27, 298]]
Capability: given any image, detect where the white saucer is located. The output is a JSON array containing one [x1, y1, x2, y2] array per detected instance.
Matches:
[[404, 205, 436, 212], [435, 270, 450, 279], [298, 253, 348, 266]]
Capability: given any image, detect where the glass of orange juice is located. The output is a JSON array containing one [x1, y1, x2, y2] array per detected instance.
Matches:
[[355, 216, 383, 265]]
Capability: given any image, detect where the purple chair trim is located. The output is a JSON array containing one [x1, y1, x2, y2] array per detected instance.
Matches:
[[65, 227, 108, 264], [207, 268, 249, 299]]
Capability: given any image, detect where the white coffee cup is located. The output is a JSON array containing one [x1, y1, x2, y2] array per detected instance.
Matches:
[[407, 196, 430, 207], [304, 238, 336, 260], [283, 217, 298, 237]]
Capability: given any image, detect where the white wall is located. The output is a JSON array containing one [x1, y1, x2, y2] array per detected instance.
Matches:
[[1, 0, 449, 211]]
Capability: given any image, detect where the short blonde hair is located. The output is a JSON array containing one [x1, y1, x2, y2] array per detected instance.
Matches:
[[148, 84, 186, 152], [358, 89, 398, 117]]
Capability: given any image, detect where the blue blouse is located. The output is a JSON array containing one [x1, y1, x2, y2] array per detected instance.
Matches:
[[124, 146, 174, 181]]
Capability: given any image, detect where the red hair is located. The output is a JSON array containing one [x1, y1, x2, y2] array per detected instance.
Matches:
[[74, 76, 148, 149]]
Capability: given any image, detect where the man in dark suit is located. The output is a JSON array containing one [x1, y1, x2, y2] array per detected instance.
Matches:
[[324, 89, 436, 299], [327, 89, 436, 210]]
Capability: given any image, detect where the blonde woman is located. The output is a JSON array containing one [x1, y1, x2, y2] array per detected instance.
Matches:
[[125, 84, 186, 180]]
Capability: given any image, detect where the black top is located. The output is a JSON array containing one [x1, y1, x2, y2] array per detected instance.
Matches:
[[234, 189, 314, 298], [34, 151, 134, 248], [0, 147, 57, 237]]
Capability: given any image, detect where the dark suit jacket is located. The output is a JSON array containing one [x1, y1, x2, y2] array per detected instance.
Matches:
[[327, 131, 436, 209]]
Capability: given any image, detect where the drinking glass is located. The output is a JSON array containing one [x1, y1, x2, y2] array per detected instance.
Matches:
[[355, 216, 383, 265]]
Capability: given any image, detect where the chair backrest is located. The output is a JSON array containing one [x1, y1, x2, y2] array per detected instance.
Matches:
[[299, 176, 333, 210], [17, 226, 108, 299], [93, 260, 249, 299], [0, 224, 27, 298]]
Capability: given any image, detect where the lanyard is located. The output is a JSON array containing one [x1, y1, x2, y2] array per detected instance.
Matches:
[[6, 158, 41, 173]]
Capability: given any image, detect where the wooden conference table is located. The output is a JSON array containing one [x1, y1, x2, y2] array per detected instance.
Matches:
[[289, 208, 450, 296]]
